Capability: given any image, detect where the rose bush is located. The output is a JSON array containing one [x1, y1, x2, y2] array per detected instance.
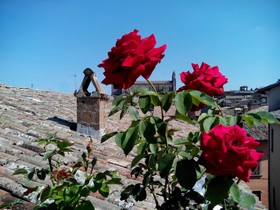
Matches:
[[178, 62, 228, 96], [99, 30, 279, 209], [199, 124, 264, 182], [98, 29, 166, 89]]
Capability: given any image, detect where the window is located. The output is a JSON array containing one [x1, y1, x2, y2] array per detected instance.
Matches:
[[252, 190, 262, 201], [251, 158, 262, 177], [251, 164, 262, 177]]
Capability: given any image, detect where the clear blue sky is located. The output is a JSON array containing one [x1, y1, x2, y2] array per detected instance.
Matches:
[[1, 0, 279, 94]]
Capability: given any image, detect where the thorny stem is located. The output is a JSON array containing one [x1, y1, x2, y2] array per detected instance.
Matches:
[[47, 158, 55, 186], [48, 158, 53, 173], [224, 199, 227, 210], [163, 176, 169, 202], [149, 184, 160, 207], [217, 106, 224, 117]]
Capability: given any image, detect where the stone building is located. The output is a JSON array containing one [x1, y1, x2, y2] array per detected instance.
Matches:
[[245, 107, 269, 208], [111, 71, 176, 95], [257, 80, 280, 210], [217, 86, 268, 114]]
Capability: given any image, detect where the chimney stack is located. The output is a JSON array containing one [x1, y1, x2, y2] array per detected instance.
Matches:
[[75, 68, 108, 139]]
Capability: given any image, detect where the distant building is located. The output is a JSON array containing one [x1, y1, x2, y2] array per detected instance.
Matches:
[[257, 79, 280, 210], [245, 107, 269, 208], [216, 86, 267, 114], [111, 72, 176, 95]]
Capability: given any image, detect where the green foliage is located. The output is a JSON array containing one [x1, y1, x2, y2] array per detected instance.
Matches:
[[205, 176, 234, 207], [175, 159, 197, 190], [13, 134, 121, 210], [105, 85, 276, 209], [242, 111, 279, 127]]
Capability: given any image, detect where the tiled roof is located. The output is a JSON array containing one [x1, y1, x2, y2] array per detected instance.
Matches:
[[0, 84, 196, 209], [270, 109, 280, 119], [257, 80, 280, 93]]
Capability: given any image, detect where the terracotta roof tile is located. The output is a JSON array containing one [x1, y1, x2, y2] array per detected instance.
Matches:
[[1, 84, 192, 209]]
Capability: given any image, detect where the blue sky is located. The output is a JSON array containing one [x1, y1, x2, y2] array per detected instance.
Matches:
[[1, 1, 279, 94]]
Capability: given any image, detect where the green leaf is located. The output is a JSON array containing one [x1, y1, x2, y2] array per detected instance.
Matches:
[[148, 154, 156, 170], [187, 131, 201, 143], [120, 185, 134, 200], [149, 144, 158, 154], [175, 112, 195, 124], [101, 131, 118, 143], [36, 139, 48, 145], [106, 177, 122, 185], [120, 103, 129, 119], [227, 115, 240, 126], [131, 154, 145, 168], [162, 92, 174, 112], [190, 90, 217, 108], [197, 113, 209, 123], [36, 168, 48, 180], [76, 200, 95, 210], [91, 156, 97, 169], [112, 94, 124, 106], [174, 138, 189, 145], [56, 140, 74, 150], [115, 132, 125, 148], [201, 116, 216, 132], [108, 104, 122, 117], [256, 111, 279, 124], [247, 113, 262, 126], [156, 121, 168, 143], [239, 191, 256, 209], [142, 171, 152, 187], [99, 184, 109, 197], [39, 186, 51, 203], [150, 94, 159, 106], [45, 132, 55, 140], [242, 114, 256, 127], [175, 159, 197, 190], [43, 150, 57, 160], [139, 96, 151, 114], [206, 176, 233, 206], [137, 142, 147, 155], [230, 182, 240, 203], [158, 153, 175, 178], [175, 91, 192, 115], [132, 183, 147, 201], [109, 96, 130, 118], [80, 186, 90, 197], [178, 151, 192, 160], [27, 167, 36, 180], [128, 106, 139, 121], [13, 168, 28, 175], [139, 120, 157, 143], [116, 126, 139, 156]]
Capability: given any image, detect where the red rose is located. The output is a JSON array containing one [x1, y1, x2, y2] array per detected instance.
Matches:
[[199, 124, 263, 182], [98, 29, 166, 89], [178, 62, 228, 96]]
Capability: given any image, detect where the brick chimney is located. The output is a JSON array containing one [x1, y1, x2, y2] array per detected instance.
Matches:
[[75, 68, 108, 139]]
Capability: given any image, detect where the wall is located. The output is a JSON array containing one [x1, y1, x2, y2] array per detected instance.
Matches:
[[269, 123, 280, 210], [267, 86, 280, 111], [248, 140, 269, 208]]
